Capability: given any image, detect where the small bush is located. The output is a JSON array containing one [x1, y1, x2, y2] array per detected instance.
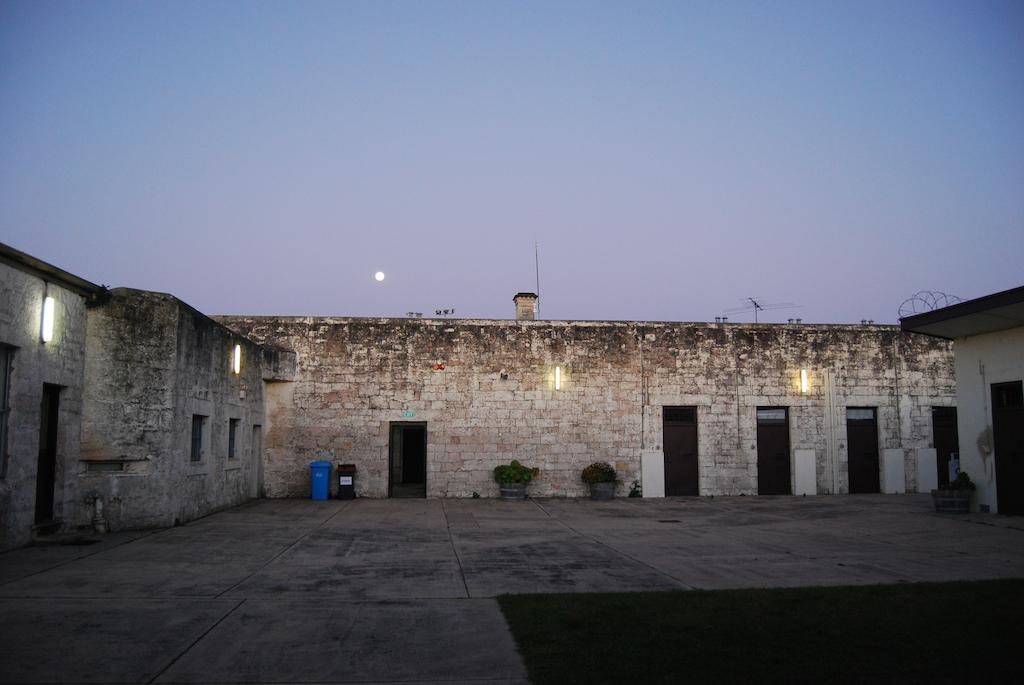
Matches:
[[628, 479, 642, 497], [581, 462, 616, 484], [494, 460, 540, 484], [948, 471, 977, 491]]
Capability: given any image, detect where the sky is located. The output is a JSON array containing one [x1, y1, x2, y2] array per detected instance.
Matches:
[[1, 0, 1022, 323]]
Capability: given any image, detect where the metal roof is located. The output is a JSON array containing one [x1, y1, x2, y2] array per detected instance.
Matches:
[[0, 242, 105, 298]]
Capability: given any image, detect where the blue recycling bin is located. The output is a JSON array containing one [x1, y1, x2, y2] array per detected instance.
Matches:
[[310, 460, 332, 501]]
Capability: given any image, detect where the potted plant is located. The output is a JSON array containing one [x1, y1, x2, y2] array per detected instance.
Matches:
[[493, 460, 540, 500], [581, 462, 617, 500], [932, 471, 976, 513]]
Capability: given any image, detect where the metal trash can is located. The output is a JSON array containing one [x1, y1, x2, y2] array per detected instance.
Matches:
[[336, 463, 357, 500], [310, 460, 332, 501]]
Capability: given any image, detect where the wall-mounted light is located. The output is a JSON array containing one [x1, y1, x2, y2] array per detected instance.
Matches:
[[800, 368, 809, 394], [232, 344, 241, 375], [41, 294, 55, 343], [555, 366, 562, 390]]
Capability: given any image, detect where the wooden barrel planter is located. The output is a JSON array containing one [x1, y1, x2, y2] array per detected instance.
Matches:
[[589, 482, 615, 500], [932, 489, 971, 513], [499, 483, 527, 501]]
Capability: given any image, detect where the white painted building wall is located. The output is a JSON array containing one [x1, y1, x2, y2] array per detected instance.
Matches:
[[954, 327, 1024, 513]]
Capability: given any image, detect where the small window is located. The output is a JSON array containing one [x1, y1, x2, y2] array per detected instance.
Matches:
[[756, 407, 787, 423], [0, 346, 12, 477], [846, 407, 876, 422], [664, 406, 697, 424], [228, 418, 239, 459], [190, 415, 206, 461], [992, 381, 1023, 410]]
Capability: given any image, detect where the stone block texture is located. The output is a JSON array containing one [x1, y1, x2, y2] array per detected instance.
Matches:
[[0, 262, 89, 550], [215, 317, 955, 499], [79, 289, 266, 531]]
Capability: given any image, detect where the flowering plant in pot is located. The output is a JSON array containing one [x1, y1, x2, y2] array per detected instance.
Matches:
[[493, 460, 540, 500], [581, 462, 616, 500], [932, 471, 976, 513]]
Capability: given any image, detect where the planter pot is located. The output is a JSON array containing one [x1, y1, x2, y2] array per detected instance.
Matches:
[[499, 483, 528, 501], [589, 482, 615, 500], [932, 489, 971, 513]]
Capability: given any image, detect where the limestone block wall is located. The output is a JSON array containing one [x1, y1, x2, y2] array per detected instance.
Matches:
[[79, 289, 265, 530], [216, 316, 954, 499], [639, 325, 956, 495], [0, 262, 89, 550]]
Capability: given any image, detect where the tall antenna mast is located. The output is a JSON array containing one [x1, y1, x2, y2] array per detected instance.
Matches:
[[748, 297, 763, 324], [534, 241, 541, 319]]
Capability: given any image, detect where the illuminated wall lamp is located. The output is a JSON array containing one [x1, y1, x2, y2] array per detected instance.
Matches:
[[800, 369, 809, 394], [41, 295, 55, 343], [232, 344, 241, 375], [555, 366, 562, 391]]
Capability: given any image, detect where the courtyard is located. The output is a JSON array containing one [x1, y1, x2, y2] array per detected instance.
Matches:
[[1, 494, 1022, 683]]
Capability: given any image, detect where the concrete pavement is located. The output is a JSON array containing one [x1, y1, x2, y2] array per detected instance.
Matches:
[[1, 494, 1022, 683]]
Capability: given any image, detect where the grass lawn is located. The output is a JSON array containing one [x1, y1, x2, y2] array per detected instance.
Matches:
[[497, 579, 1024, 684]]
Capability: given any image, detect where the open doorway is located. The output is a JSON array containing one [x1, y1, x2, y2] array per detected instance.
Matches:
[[931, 407, 958, 488], [252, 424, 263, 498], [389, 422, 426, 498], [992, 381, 1023, 515], [36, 384, 61, 525]]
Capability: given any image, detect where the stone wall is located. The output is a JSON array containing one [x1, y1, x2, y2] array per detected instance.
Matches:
[[79, 289, 266, 530], [0, 262, 90, 550], [215, 316, 955, 499]]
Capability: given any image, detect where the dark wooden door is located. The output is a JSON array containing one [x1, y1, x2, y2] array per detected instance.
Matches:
[[757, 407, 791, 495], [992, 382, 1024, 515], [847, 407, 880, 494], [35, 384, 60, 524], [931, 406, 959, 488], [664, 406, 698, 496], [389, 422, 427, 498]]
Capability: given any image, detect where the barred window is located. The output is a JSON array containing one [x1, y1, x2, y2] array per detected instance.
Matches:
[[190, 415, 206, 461], [228, 418, 239, 459]]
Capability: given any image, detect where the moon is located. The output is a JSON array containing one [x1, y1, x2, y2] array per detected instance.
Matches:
[[374, 271, 385, 282]]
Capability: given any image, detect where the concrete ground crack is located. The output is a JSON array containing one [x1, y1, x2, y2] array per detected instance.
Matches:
[[147, 597, 246, 684], [530, 498, 694, 590], [441, 499, 472, 598], [0, 529, 161, 588], [213, 500, 353, 598]]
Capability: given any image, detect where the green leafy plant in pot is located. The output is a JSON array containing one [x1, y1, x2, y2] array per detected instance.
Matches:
[[932, 471, 976, 513], [581, 462, 617, 500], [493, 460, 540, 501]]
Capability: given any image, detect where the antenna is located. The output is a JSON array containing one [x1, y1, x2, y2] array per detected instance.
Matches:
[[534, 241, 541, 319], [721, 297, 800, 323], [748, 297, 763, 323]]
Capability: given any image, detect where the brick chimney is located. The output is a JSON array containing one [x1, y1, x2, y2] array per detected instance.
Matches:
[[513, 292, 538, 321]]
